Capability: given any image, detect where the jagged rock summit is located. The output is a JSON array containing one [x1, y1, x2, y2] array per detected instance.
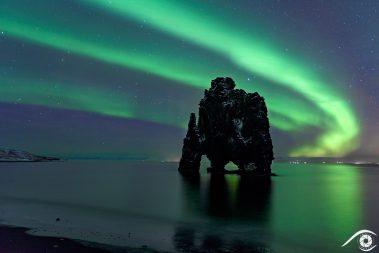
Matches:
[[179, 77, 274, 175]]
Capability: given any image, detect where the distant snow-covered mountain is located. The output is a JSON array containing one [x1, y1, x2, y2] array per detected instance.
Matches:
[[0, 149, 59, 162]]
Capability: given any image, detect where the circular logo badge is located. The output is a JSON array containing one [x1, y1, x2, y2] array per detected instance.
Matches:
[[358, 233, 375, 251]]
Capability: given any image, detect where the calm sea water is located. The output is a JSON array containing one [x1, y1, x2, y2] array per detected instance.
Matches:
[[0, 161, 378, 252]]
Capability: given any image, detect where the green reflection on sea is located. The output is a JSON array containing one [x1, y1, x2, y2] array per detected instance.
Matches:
[[271, 164, 362, 251]]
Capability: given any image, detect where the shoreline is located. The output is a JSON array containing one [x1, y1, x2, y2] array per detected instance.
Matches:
[[0, 223, 276, 253], [0, 224, 167, 253], [0, 225, 113, 253]]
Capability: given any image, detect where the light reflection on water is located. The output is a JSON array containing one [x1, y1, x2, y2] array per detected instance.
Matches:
[[176, 164, 364, 252], [0, 161, 374, 253]]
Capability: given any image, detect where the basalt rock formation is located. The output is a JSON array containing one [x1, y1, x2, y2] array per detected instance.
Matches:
[[178, 77, 274, 175]]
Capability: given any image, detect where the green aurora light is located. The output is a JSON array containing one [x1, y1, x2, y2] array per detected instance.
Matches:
[[0, 0, 360, 157]]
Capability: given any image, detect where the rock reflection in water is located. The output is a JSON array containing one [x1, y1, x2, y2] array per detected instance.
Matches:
[[175, 174, 274, 252]]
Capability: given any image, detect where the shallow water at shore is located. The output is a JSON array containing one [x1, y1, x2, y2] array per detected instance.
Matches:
[[0, 161, 378, 252]]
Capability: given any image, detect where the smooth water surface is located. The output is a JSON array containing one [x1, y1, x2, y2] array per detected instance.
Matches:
[[0, 161, 377, 252]]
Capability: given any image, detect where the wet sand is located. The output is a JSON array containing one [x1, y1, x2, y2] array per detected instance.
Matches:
[[0, 226, 113, 253], [0, 225, 275, 253]]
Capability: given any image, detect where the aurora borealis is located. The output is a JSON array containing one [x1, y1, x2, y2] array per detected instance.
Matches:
[[0, 0, 378, 159]]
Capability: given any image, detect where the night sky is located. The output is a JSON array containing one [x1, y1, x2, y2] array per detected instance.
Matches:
[[0, 0, 378, 160]]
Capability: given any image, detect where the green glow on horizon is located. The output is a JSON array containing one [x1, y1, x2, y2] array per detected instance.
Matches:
[[0, 1, 360, 156]]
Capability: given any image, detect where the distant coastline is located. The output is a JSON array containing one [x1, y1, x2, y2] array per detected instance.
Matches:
[[274, 156, 379, 166], [0, 149, 59, 162]]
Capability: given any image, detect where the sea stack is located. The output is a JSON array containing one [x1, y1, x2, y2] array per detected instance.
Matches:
[[178, 77, 274, 175]]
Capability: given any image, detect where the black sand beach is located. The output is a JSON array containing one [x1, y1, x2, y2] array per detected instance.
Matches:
[[0, 226, 113, 253]]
